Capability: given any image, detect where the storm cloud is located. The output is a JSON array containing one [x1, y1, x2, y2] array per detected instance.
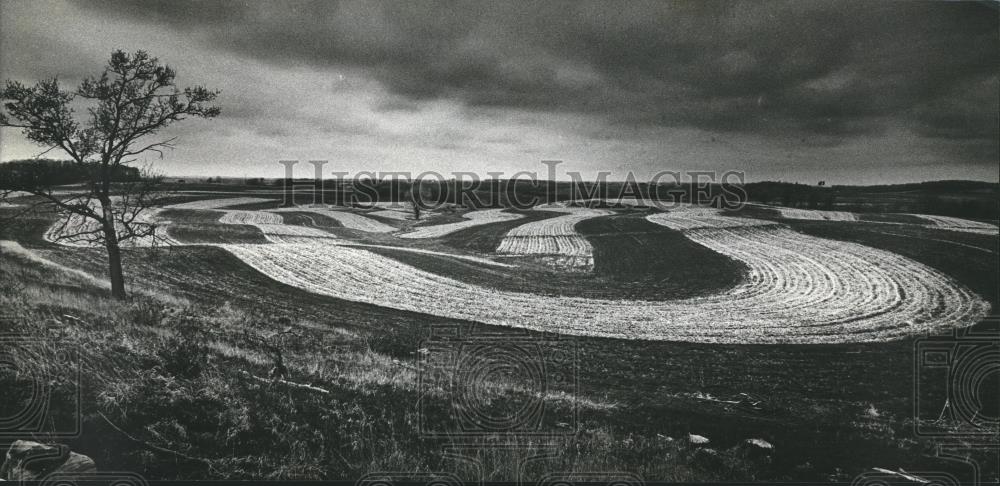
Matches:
[[1, 0, 997, 183]]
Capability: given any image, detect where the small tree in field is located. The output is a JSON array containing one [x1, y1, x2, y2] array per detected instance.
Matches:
[[0, 50, 220, 299], [408, 180, 434, 220]]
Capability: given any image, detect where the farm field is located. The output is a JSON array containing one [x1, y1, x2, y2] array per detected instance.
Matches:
[[495, 205, 616, 268], [11, 195, 1000, 343], [906, 213, 1000, 234], [773, 207, 858, 221], [164, 196, 276, 210], [745, 203, 999, 235], [269, 206, 398, 233], [399, 208, 524, 238], [3, 5, 998, 482], [1, 190, 997, 482]]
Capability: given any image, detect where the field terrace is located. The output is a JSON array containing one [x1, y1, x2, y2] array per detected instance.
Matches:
[[746, 203, 999, 236], [495, 205, 616, 269], [34, 197, 992, 343], [1, 195, 997, 480]]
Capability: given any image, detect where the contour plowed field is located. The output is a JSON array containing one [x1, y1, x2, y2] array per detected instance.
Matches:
[[218, 221, 989, 343]]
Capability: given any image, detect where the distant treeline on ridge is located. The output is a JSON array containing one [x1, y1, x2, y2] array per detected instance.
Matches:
[[0, 158, 142, 189]]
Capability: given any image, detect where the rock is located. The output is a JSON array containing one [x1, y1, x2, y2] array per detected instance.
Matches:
[[739, 438, 775, 465], [865, 404, 880, 418], [691, 447, 723, 469], [0, 441, 96, 481], [687, 433, 710, 446], [743, 438, 774, 452], [0, 441, 66, 480], [55, 452, 96, 473]]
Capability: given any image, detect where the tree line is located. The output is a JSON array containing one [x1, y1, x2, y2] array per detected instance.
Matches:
[[0, 158, 142, 188]]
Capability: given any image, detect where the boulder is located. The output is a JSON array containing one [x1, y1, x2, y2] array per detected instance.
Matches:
[[687, 433, 710, 446], [53, 452, 96, 474], [739, 438, 775, 464], [0, 441, 96, 481], [743, 438, 774, 452]]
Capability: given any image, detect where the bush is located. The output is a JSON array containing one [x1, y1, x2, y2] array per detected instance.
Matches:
[[160, 320, 212, 379], [124, 298, 171, 327], [364, 325, 422, 359]]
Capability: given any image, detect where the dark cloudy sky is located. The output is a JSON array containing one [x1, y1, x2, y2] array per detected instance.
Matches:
[[1, 0, 997, 183]]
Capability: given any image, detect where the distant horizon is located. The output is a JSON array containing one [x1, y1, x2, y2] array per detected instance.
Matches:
[[159, 174, 1000, 187], [2, 157, 998, 187]]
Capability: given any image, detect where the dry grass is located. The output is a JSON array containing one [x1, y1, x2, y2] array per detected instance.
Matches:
[[1, 243, 716, 480]]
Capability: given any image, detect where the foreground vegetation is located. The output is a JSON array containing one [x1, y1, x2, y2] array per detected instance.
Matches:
[[1, 197, 997, 481]]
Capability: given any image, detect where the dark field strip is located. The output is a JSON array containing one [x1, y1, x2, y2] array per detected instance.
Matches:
[[161, 208, 344, 237], [276, 211, 344, 228], [154, 193, 278, 208], [401, 211, 746, 299], [355, 210, 409, 227], [787, 220, 999, 307], [400, 218, 735, 299], [158, 208, 226, 224], [223, 199, 284, 210], [728, 205, 783, 221], [856, 212, 927, 224], [579, 213, 746, 289]]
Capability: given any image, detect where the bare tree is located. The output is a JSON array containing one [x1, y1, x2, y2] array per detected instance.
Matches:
[[0, 50, 220, 299]]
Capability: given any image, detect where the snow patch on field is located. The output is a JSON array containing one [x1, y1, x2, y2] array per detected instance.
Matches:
[[496, 206, 614, 267], [219, 210, 284, 225], [330, 241, 514, 267], [571, 197, 657, 207], [750, 204, 997, 235], [165, 197, 275, 210], [399, 209, 523, 238], [775, 207, 858, 221], [647, 205, 778, 230], [907, 214, 999, 235]]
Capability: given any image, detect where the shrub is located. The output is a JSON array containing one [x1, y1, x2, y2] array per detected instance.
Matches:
[[159, 320, 212, 379]]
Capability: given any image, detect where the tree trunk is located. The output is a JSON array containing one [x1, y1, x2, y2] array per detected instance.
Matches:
[[100, 198, 127, 300], [104, 232, 126, 300]]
